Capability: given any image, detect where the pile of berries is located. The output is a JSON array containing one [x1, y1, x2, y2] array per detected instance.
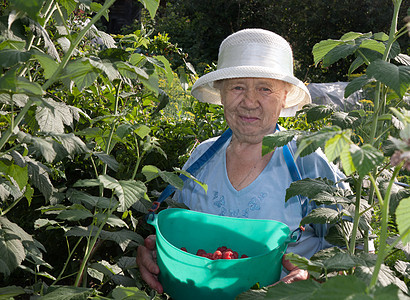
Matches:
[[181, 246, 248, 260]]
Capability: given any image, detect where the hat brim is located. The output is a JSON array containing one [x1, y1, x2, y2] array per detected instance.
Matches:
[[191, 66, 311, 117]]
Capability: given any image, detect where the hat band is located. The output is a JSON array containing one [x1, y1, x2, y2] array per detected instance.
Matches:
[[218, 43, 293, 76]]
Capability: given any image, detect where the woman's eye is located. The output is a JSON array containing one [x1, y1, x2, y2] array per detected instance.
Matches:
[[261, 87, 272, 92], [233, 86, 243, 90]]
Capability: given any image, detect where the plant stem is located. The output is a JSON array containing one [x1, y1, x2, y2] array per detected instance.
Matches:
[[369, 163, 402, 288], [42, 0, 117, 91], [52, 236, 83, 286], [0, 97, 34, 152], [103, 81, 122, 175], [349, 179, 363, 254]]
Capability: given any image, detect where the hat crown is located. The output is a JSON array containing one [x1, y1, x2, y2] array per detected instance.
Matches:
[[217, 29, 294, 75]]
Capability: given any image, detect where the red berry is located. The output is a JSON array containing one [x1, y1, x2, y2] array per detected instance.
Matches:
[[240, 254, 248, 258], [223, 250, 233, 259], [196, 249, 207, 256], [233, 251, 239, 259], [181, 247, 187, 252], [213, 250, 223, 260]]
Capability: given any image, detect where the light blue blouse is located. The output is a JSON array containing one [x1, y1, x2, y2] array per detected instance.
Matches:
[[174, 134, 347, 260]]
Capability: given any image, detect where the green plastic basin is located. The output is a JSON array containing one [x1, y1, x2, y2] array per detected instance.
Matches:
[[147, 208, 297, 300]]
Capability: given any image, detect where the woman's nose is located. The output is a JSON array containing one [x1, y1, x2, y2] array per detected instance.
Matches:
[[242, 89, 260, 108]]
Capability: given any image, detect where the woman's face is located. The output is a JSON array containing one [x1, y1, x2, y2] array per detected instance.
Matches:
[[220, 77, 288, 144]]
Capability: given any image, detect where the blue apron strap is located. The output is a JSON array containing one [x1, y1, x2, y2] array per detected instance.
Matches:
[[147, 128, 232, 220], [276, 124, 308, 218]]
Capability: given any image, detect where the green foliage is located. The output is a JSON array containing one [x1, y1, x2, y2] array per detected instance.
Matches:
[[257, 0, 410, 298]]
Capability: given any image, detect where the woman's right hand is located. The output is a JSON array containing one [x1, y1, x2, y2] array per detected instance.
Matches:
[[136, 234, 164, 294]]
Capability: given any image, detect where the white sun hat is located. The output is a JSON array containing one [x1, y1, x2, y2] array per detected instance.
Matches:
[[191, 28, 311, 117]]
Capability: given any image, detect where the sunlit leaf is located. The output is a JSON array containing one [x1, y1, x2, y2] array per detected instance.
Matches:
[[313, 39, 343, 65], [138, 0, 159, 19], [111, 286, 150, 299], [295, 126, 341, 158], [324, 130, 351, 162], [359, 39, 386, 55], [396, 197, 410, 245], [33, 52, 59, 80], [263, 130, 298, 157], [142, 165, 159, 182]]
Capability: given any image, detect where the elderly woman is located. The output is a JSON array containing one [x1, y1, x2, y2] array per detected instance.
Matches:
[[137, 29, 345, 294]]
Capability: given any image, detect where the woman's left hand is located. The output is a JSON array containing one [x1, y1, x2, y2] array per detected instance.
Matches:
[[280, 255, 309, 284]]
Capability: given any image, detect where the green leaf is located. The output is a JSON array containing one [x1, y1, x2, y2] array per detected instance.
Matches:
[[341, 32, 365, 41], [57, 0, 77, 15], [57, 205, 93, 221], [345, 75, 372, 98], [94, 152, 119, 172], [155, 55, 174, 85], [159, 170, 184, 190], [262, 130, 298, 156], [0, 286, 26, 298], [134, 124, 151, 139], [310, 191, 352, 206], [284, 252, 324, 277], [33, 52, 59, 80], [285, 178, 337, 201], [312, 39, 343, 65], [90, 2, 108, 21], [100, 229, 144, 251], [63, 59, 100, 91], [266, 279, 321, 300], [111, 286, 150, 299], [366, 60, 410, 98], [98, 175, 147, 212], [10, 0, 43, 20], [331, 112, 360, 129], [176, 169, 208, 193], [142, 165, 159, 182], [322, 43, 359, 67], [359, 39, 386, 55], [0, 49, 31, 67], [304, 104, 335, 123], [313, 276, 368, 300], [340, 144, 355, 176], [301, 207, 341, 225], [138, 0, 159, 19], [95, 213, 128, 228], [350, 144, 384, 178], [294, 126, 341, 158], [0, 217, 32, 277], [372, 284, 409, 300], [67, 189, 117, 210], [324, 130, 351, 162], [40, 286, 94, 300], [396, 197, 410, 245]]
